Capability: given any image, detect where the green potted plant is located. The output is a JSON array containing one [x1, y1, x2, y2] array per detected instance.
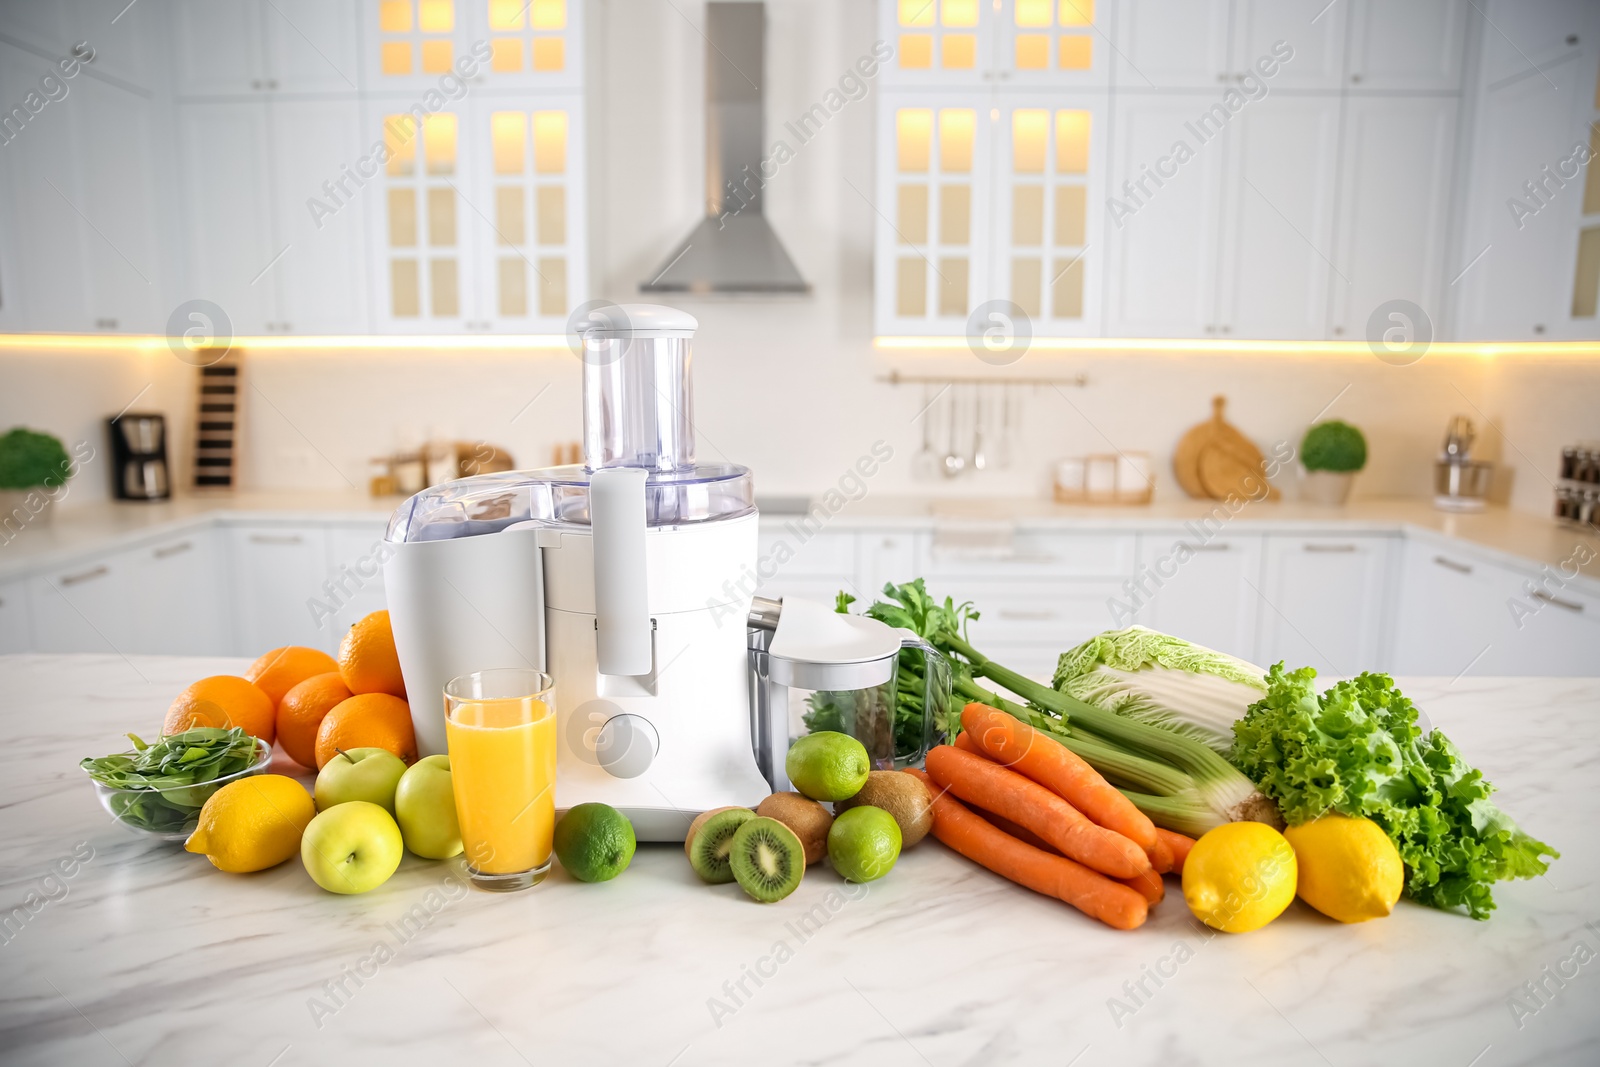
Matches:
[[1299, 420, 1367, 505], [0, 427, 74, 528]]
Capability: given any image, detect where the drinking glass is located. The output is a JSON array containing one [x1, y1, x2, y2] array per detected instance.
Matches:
[[443, 669, 557, 892]]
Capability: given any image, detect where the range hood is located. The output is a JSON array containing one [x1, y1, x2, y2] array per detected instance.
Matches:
[[641, 2, 809, 294]]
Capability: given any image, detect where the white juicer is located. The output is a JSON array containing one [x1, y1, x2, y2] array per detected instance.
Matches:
[[382, 304, 770, 841]]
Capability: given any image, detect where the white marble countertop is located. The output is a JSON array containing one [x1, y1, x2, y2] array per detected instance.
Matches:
[[1, 654, 1596, 1066], [7, 491, 1599, 591]]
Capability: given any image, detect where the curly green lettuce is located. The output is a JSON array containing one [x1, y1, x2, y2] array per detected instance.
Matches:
[[1231, 664, 1558, 920]]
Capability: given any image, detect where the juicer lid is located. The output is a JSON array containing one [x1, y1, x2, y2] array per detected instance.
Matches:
[[577, 303, 698, 340]]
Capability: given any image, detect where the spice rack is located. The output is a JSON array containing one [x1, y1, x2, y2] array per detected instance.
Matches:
[[1555, 444, 1600, 530]]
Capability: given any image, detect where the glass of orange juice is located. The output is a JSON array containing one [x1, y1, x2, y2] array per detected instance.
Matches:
[[443, 669, 557, 892]]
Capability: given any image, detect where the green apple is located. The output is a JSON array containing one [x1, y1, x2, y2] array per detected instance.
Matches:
[[315, 747, 407, 814], [301, 801, 404, 894], [394, 754, 463, 860]]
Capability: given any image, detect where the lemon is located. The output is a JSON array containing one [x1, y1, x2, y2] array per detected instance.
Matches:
[[1283, 814, 1404, 923], [1182, 822, 1298, 933], [185, 774, 315, 873]]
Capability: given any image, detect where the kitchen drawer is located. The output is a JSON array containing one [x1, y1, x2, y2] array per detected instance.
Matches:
[[756, 525, 857, 577], [124, 531, 229, 656], [0, 578, 31, 653], [1256, 535, 1395, 676], [321, 523, 394, 650], [919, 529, 1136, 580], [946, 580, 1128, 653], [1136, 533, 1264, 662], [28, 550, 142, 654], [225, 524, 331, 654]]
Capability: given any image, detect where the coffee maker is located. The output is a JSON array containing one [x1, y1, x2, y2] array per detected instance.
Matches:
[[106, 414, 171, 501]]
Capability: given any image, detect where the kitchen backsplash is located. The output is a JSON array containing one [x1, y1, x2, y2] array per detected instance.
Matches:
[[3, 337, 1593, 520]]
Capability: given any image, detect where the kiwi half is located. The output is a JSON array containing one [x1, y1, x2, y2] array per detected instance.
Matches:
[[756, 792, 833, 865], [729, 817, 805, 903], [686, 807, 756, 884]]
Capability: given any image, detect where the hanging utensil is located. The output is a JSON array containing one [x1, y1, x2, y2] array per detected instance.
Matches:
[[942, 385, 966, 479], [966, 382, 979, 470], [914, 384, 939, 479]]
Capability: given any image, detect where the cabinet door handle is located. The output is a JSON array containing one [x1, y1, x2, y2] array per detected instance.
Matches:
[[1177, 542, 1229, 552], [249, 533, 304, 546], [153, 541, 194, 559], [1433, 556, 1472, 575], [1533, 591, 1584, 614], [998, 609, 1056, 621], [1304, 543, 1358, 553], [60, 565, 109, 586]]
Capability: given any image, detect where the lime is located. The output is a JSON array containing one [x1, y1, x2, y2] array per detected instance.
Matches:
[[1284, 814, 1403, 923], [827, 805, 901, 883], [786, 731, 870, 802], [1182, 822, 1298, 933], [554, 803, 636, 883]]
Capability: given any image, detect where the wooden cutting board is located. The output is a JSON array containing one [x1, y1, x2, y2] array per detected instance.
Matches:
[[1173, 395, 1279, 501]]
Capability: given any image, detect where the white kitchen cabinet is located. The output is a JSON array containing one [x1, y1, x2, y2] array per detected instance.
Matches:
[[1215, 95, 1341, 339], [1453, 1, 1598, 340], [1135, 533, 1264, 662], [170, 0, 359, 96], [262, 0, 362, 94], [0, 43, 93, 333], [266, 99, 370, 333], [1103, 94, 1229, 337], [754, 525, 860, 606], [0, 579, 31, 653], [321, 523, 393, 652], [1256, 535, 1394, 677], [955, 579, 1129, 680], [1110, 0, 1233, 90], [168, 0, 270, 96], [1344, 0, 1467, 92], [124, 532, 230, 656], [176, 102, 279, 334], [1230, 0, 1346, 90], [1394, 538, 1599, 677], [27, 551, 140, 655], [0, 0, 160, 90], [73, 76, 164, 333], [1328, 95, 1456, 342], [858, 531, 917, 601], [225, 524, 332, 654]]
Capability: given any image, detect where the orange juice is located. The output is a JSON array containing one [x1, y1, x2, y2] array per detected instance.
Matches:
[[445, 696, 557, 876]]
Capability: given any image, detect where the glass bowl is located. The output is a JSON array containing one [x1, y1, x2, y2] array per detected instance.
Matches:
[[87, 737, 273, 842]]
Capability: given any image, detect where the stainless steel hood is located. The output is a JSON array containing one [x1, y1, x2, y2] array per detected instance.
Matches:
[[641, 2, 809, 294]]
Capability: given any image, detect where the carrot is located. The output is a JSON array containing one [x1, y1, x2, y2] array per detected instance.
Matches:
[[906, 768, 1147, 930], [1117, 868, 1166, 906], [953, 730, 982, 756], [1156, 828, 1196, 875], [961, 703, 1158, 850], [1146, 832, 1175, 874], [926, 745, 1151, 879], [976, 802, 1164, 906]]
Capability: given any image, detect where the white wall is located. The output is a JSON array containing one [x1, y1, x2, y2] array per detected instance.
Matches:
[[0, 0, 1595, 517]]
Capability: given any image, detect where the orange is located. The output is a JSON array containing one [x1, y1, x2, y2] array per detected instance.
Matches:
[[164, 676, 275, 744], [246, 646, 339, 710], [314, 693, 416, 769], [277, 672, 353, 769], [338, 610, 407, 699]]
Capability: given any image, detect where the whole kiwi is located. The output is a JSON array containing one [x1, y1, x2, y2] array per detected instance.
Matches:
[[835, 771, 934, 847], [756, 792, 833, 865]]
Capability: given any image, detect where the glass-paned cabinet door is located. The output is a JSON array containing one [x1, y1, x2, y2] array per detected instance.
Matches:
[[879, 0, 997, 85], [367, 100, 478, 331], [874, 92, 994, 335], [991, 96, 1106, 334], [362, 0, 481, 91], [476, 0, 583, 88], [994, 0, 1110, 87], [467, 94, 588, 331]]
